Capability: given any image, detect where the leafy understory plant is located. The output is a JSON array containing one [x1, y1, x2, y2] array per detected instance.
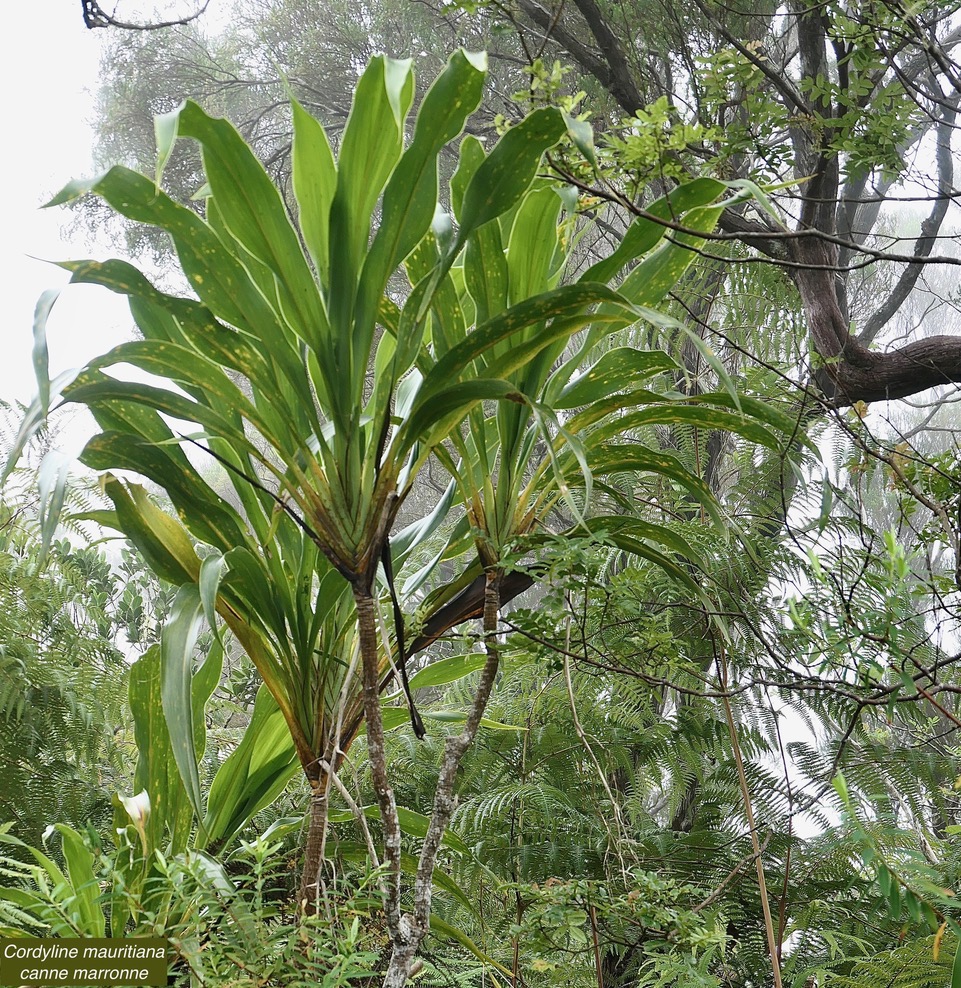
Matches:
[[0, 823, 382, 986], [6, 50, 783, 985]]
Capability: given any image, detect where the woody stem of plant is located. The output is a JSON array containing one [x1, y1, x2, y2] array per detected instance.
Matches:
[[717, 649, 783, 988], [298, 769, 331, 913], [382, 568, 504, 987], [354, 587, 405, 938], [413, 569, 502, 928]]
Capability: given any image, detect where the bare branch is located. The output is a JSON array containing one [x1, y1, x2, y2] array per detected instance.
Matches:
[[514, 0, 644, 113], [859, 106, 958, 345], [81, 0, 210, 30]]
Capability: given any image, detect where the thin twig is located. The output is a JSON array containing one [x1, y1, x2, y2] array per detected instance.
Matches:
[[716, 647, 783, 988]]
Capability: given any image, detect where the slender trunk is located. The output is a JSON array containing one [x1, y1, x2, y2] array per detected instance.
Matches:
[[412, 571, 502, 926], [382, 569, 504, 986], [354, 587, 405, 934], [717, 651, 783, 988], [298, 781, 329, 910], [354, 584, 420, 988], [383, 941, 420, 988]]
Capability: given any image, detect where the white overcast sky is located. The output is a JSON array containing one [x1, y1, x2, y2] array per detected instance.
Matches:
[[3, 4, 141, 455]]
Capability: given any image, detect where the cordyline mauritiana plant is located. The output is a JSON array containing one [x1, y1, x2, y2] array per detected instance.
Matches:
[[6, 50, 788, 985]]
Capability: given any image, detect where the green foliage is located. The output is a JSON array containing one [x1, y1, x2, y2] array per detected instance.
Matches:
[[23, 0, 961, 979], [157, 838, 384, 987], [11, 43, 761, 803], [697, 47, 792, 175], [0, 482, 130, 850], [824, 934, 958, 988], [507, 871, 723, 984], [607, 96, 718, 182], [0, 824, 382, 986]]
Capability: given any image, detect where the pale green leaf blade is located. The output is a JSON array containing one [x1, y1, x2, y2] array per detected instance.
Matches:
[[101, 477, 200, 587], [407, 653, 488, 690], [128, 645, 192, 852], [37, 451, 70, 561], [199, 552, 231, 647], [32, 289, 58, 415], [617, 204, 724, 307], [203, 686, 300, 848], [52, 825, 105, 938], [161, 584, 207, 826], [581, 178, 726, 285], [292, 98, 338, 281], [174, 101, 326, 342]]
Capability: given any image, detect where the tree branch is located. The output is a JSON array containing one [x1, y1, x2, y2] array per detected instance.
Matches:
[[81, 0, 210, 30], [858, 108, 957, 346], [571, 0, 646, 112], [514, 0, 644, 113]]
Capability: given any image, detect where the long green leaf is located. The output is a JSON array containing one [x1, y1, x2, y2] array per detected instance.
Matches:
[[32, 290, 57, 415], [429, 913, 515, 979], [419, 284, 630, 401], [581, 178, 726, 285], [292, 98, 338, 282], [554, 348, 679, 408], [581, 444, 723, 527], [101, 478, 200, 586], [203, 686, 300, 847], [129, 645, 192, 854], [53, 825, 105, 937], [457, 107, 566, 240], [617, 204, 724, 306], [506, 184, 564, 305], [356, 50, 487, 356], [601, 404, 784, 450], [406, 653, 488, 691], [161, 585, 208, 830], [175, 101, 327, 345]]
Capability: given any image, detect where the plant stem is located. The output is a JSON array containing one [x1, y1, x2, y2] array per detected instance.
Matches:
[[383, 569, 504, 986], [717, 651, 783, 988], [298, 780, 329, 912], [354, 588, 404, 935]]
